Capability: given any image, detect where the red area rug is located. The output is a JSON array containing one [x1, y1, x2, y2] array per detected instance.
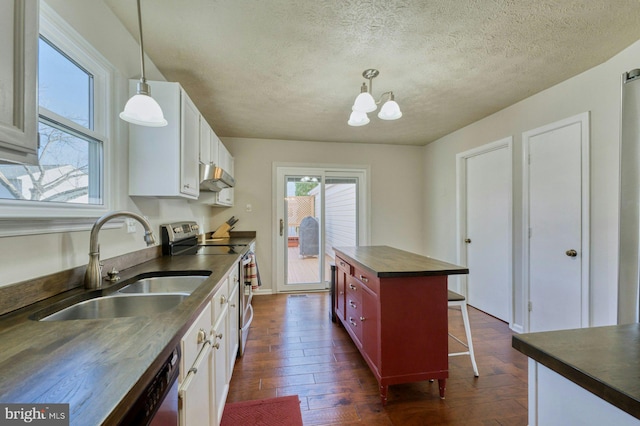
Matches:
[[220, 395, 303, 426]]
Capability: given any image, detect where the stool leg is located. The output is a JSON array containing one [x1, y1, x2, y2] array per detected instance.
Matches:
[[460, 300, 479, 377]]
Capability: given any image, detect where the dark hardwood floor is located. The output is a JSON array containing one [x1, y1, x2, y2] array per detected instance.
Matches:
[[227, 293, 528, 425]]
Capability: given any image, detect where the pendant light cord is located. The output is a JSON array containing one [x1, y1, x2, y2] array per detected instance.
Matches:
[[137, 0, 146, 83]]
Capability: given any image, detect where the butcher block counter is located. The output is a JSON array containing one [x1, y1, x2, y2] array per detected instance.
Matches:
[[333, 245, 468, 404], [513, 324, 640, 425], [0, 252, 242, 425]]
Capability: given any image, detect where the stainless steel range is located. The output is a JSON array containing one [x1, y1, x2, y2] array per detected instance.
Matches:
[[160, 221, 256, 356]]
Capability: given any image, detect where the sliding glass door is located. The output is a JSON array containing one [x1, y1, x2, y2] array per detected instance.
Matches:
[[275, 166, 368, 292]]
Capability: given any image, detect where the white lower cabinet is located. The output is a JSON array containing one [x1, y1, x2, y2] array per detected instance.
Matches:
[[178, 261, 242, 425], [227, 274, 240, 380], [179, 302, 213, 426], [212, 313, 228, 425]]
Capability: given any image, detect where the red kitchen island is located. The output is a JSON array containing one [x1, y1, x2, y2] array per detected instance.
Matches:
[[333, 246, 469, 405]]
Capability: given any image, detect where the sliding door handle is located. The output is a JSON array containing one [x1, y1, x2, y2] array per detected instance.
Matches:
[[279, 219, 284, 236]]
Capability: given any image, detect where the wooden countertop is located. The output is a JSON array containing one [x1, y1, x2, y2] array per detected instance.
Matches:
[[512, 324, 640, 420], [0, 253, 242, 425], [333, 245, 468, 277]]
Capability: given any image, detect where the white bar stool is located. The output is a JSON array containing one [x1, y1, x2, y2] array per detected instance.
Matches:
[[448, 290, 479, 377]]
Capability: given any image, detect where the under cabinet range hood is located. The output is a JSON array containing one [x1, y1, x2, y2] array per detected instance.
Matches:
[[199, 163, 235, 192]]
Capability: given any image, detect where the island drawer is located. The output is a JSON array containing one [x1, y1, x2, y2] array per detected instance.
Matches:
[[345, 296, 363, 345], [336, 256, 353, 275], [353, 264, 380, 293]]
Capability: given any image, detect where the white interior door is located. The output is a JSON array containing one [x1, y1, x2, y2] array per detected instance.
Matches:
[[464, 143, 511, 322], [524, 113, 590, 332]]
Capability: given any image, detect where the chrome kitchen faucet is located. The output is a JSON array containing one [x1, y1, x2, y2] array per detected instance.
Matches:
[[84, 211, 156, 289]]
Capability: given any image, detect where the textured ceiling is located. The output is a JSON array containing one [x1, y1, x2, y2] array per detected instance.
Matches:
[[104, 0, 640, 146]]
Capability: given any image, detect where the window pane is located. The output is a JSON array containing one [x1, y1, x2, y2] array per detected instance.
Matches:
[[0, 122, 102, 204], [38, 37, 93, 129]]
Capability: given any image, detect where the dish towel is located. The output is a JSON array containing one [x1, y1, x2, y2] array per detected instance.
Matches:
[[244, 252, 262, 290]]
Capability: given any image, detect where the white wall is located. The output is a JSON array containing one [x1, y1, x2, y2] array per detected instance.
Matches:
[[212, 138, 424, 293], [0, 0, 215, 288], [423, 38, 640, 329]]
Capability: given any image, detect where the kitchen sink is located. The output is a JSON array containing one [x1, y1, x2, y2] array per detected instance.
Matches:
[[117, 275, 208, 295], [39, 294, 188, 321]]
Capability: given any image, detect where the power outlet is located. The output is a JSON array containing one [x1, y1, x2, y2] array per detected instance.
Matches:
[[246, 203, 252, 212], [126, 218, 137, 233]]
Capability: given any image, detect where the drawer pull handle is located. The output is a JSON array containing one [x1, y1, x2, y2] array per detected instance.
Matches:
[[349, 283, 357, 290], [340, 262, 346, 267], [196, 328, 207, 344], [214, 333, 223, 340], [359, 275, 368, 283], [339, 290, 344, 295], [213, 342, 220, 350], [349, 317, 357, 327], [360, 316, 366, 321], [349, 300, 357, 309], [220, 295, 227, 304]]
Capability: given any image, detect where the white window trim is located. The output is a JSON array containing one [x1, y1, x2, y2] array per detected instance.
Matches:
[[0, 1, 117, 236]]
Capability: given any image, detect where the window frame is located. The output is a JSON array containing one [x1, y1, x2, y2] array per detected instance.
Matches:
[[0, 2, 116, 235]]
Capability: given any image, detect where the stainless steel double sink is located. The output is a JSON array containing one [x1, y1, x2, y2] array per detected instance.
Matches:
[[36, 274, 209, 321]]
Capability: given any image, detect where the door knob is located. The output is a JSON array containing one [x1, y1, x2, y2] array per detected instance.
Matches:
[[464, 238, 471, 244], [566, 249, 578, 257]]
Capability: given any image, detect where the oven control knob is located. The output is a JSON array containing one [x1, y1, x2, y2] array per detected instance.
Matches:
[[191, 224, 199, 231], [173, 227, 182, 233]]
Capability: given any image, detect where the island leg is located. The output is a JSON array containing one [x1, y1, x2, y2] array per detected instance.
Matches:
[[379, 384, 388, 405], [438, 379, 446, 399]]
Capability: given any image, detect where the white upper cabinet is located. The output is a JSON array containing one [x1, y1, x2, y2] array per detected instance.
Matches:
[[128, 80, 199, 199], [0, 0, 39, 165], [216, 145, 234, 206], [199, 117, 219, 167]]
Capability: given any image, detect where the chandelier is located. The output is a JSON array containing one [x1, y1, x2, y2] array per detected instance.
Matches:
[[348, 69, 402, 126]]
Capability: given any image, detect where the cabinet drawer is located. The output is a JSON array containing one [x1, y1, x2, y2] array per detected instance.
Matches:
[[212, 275, 230, 325], [181, 302, 212, 374], [353, 265, 379, 293], [336, 256, 353, 275], [345, 296, 363, 344], [345, 275, 362, 304]]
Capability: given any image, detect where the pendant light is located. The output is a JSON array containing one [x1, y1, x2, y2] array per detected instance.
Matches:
[[119, 0, 167, 127], [348, 69, 402, 126]]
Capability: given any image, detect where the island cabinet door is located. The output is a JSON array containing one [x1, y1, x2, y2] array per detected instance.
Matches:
[[335, 256, 352, 321], [335, 265, 347, 322], [360, 283, 380, 371]]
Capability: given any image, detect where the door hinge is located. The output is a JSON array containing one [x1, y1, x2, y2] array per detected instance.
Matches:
[[528, 301, 533, 312]]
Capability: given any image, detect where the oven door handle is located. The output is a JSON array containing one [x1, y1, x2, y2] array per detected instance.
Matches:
[[241, 304, 254, 332]]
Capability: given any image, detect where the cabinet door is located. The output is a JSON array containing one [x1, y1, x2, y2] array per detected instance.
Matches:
[[360, 283, 380, 368], [179, 343, 213, 426], [212, 314, 228, 425], [180, 90, 199, 197], [179, 302, 213, 426], [199, 117, 213, 165], [0, 0, 38, 165], [227, 284, 240, 380], [227, 266, 240, 374], [335, 266, 346, 321]]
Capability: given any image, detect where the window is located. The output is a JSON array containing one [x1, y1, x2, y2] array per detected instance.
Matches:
[[0, 2, 113, 224]]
